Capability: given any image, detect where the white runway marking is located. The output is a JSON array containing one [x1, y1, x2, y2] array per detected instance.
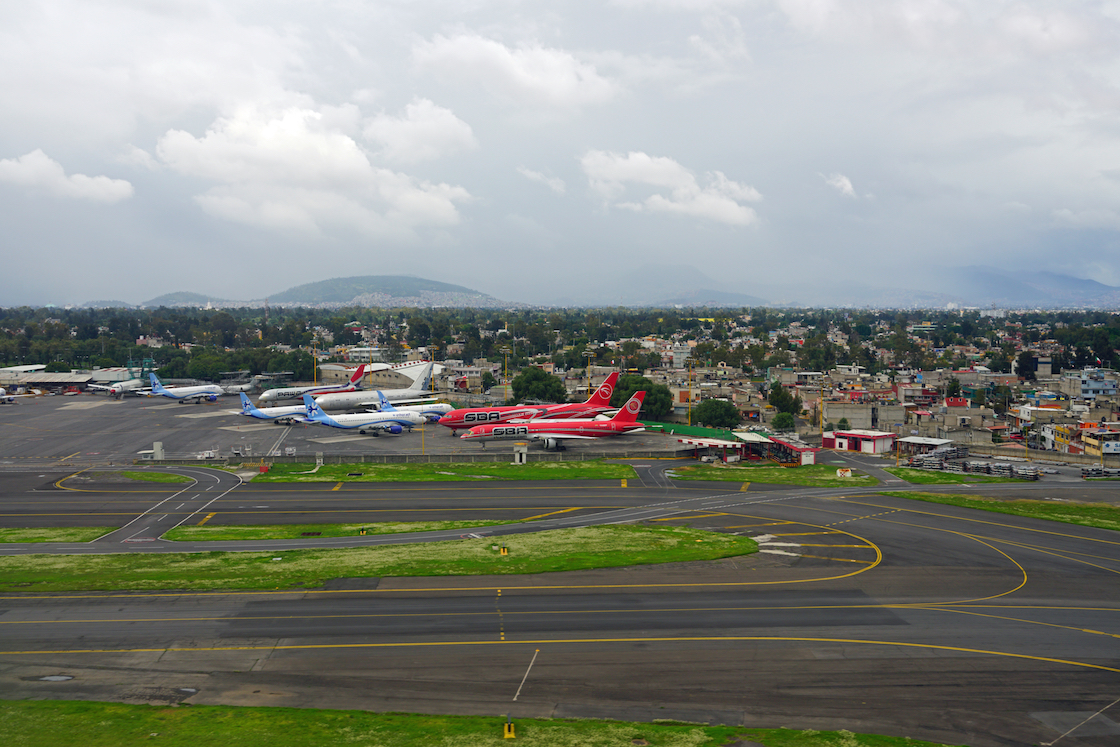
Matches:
[[174, 411, 236, 419], [58, 401, 114, 410]]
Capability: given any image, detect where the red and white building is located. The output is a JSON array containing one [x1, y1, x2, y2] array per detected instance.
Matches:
[[823, 429, 896, 455]]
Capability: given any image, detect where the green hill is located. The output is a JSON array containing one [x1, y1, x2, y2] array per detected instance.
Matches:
[[269, 275, 490, 304], [141, 291, 229, 307]]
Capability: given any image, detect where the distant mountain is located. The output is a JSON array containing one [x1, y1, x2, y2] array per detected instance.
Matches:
[[268, 275, 509, 308], [81, 299, 134, 308], [141, 291, 230, 308], [926, 267, 1120, 308], [655, 288, 771, 307]]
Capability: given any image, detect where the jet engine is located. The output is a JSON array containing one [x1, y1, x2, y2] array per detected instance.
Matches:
[[386, 424, 403, 435]]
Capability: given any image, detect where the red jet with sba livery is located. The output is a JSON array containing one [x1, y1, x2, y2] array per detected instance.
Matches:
[[438, 371, 621, 435], [459, 390, 645, 450]]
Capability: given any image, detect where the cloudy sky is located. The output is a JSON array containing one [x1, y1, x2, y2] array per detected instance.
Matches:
[[3, 0, 1120, 306]]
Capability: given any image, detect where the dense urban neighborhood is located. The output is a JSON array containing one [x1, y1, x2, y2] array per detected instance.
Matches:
[[3, 304, 1119, 460]]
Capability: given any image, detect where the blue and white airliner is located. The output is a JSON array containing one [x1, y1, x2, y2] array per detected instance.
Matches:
[[238, 393, 308, 424], [142, 373, 224, 404], [302, 393, 423, 435], [372, 390, 451, 423]]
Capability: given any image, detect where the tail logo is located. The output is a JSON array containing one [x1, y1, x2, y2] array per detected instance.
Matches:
[[597, 384, 613, 399], [626, 399, 641, 414]]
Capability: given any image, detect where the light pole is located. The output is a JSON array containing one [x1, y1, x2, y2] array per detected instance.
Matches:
[[687, 357, 693, 426], [500, 346, 512, 392], [583, 350, 596, 401]]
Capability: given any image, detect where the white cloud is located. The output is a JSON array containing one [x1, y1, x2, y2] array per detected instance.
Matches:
[[517, 167, 566, 194], [363, 98, 478, 163], [1052, 207, 1120, 230], [822, 172, 856, 197], [156, 104, 470, 238], [413, 34, 616, 107], [0, 149, 133, 202], [581, 150, 760, 225]]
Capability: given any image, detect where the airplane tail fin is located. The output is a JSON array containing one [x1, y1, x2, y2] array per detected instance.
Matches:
[[349, 364, 366, 386], [418, 362, 434, 392], [302, 394, 327, 422], [149, 373, 166, 393], [611, 391, 645, 422], [239, 392, 253, 414], [586, 371, 620, 406], [376, 391, 397, 411]]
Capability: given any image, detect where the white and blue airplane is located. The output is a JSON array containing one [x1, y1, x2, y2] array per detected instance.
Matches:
[[143, 373, 224, 404], [302, 393, 424, 435], [314, 362, 437, 410], [372, 390, 451, 423], [238, 393, 308, 424]]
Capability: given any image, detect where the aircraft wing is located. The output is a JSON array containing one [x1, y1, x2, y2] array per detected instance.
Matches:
[[526, 432, 598, 441]]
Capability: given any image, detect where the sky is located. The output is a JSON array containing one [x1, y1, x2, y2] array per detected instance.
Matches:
[[3, 0, 1120, 307]]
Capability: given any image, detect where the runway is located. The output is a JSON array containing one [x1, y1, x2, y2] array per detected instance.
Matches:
[[3, 398, 1120, 744]]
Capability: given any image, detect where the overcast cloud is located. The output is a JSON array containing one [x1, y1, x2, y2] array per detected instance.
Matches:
[[3, 0, 1120, 306]]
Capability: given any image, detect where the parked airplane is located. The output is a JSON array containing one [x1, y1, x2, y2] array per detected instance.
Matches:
[[373, 390, 452, 423], [88, 379, 145, 398], [238, 393, 308, 424], [314, 362, 436, 410], [459, 391, 645, 450], [438, 371, 621, 435], [0, 387, 37, 404], [302, 393, 424, 435], [257, 364, 368, 403], [143, 373, 225, 404]]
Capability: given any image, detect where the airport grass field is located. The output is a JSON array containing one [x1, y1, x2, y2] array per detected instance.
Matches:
[[670, 463, 878, 487], [0, 527, 114, 543], [166, 520, 518, 541], [883, 491, 1120, 532], [882, 467, 1026, 484], [0, 701, 958, 747], [246, 461, 636, 482], [0, 525, 757, 593]]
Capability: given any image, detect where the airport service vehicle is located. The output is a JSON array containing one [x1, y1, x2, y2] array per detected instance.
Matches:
[[257, 364, 368, 403], [372, 391, 451, 423], [459, 391, 645, 450], [438, 372, 621, 435], [314, 362, 436, 410], [238, 393, 308, 424], [302, 393, 424, 435], [142, 373, 224, 404]]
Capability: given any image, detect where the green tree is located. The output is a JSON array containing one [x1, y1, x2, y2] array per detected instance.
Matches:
[[692, 399, 741, 429], [837, 417, 850, 430], [768, 384, 802, 415], [481, 371, 497, 391], [772, 411, 795, 430], [44, 361, 70, 373], [946, 377, 961, 397], [1016, 350, 1037, 381], [610, 374, 673, 420], [511, 367, 567, 403]]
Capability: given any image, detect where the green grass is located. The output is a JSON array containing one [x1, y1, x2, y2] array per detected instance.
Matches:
[[0, 701, 958, 747], [165, 520, 518, 542], [249, 461, 636, 483], [882, 491, 1120, 532], [0, 525, 757, 593], [883, 467, 1025, 485], [116, 471, 194, 483], [671, 463, 879, 488], [0, 527, 115, 543]]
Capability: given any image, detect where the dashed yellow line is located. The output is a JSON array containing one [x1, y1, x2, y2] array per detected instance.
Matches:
[[652, 513, 727, 522], [0, 636, 1114, 673], [740, 482, 750, 492], [621, 478, 627, 488], [197, 512, 215, 526], [331, 482, 343, 491], [520, 507, 582, 522]]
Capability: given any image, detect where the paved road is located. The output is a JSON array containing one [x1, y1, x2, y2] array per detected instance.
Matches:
[[4, 398, 1120, 745]]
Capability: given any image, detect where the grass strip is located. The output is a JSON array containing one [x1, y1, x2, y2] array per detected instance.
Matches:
[[0, 701, 958, 747], [116, 471, 194, 483], [248, 460, 636, 482], [0, 527, 115, 543], [165, 520, 518, 542], [671, 464, 879, 488], [881, 491, 1120, 532], [0, 525, 757, 593], [883, 467, 1025, 485]]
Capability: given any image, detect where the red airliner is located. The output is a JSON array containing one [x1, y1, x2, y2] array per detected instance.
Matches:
[[459, 390, 645, 450], [438, 371, 621, 434]]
